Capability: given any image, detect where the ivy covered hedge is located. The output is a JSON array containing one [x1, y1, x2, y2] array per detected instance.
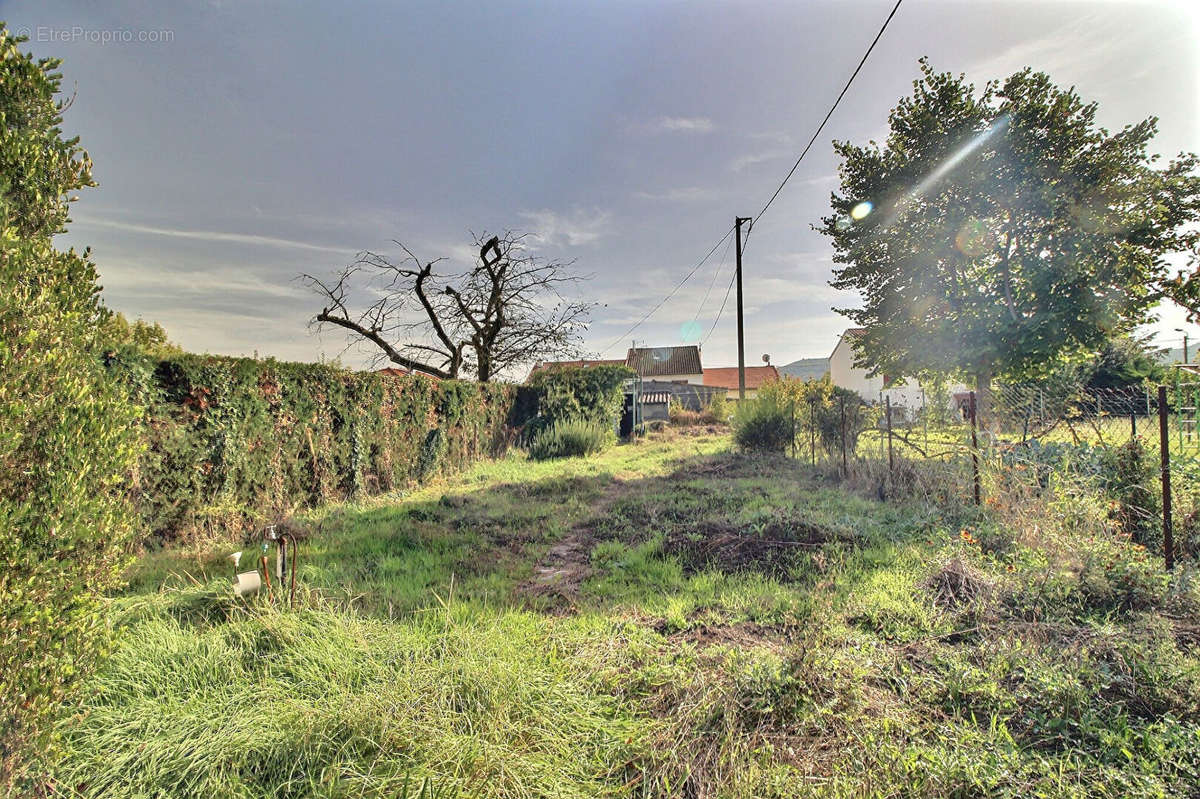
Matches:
[[110, 352, 517, 540]]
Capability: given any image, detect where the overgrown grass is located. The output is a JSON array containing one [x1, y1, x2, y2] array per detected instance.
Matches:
[[529, 418, 614, 460], [56, 430, 1200, 797]]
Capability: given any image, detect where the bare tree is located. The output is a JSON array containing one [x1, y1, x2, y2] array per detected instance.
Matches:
[[303, 231, 593, 381]]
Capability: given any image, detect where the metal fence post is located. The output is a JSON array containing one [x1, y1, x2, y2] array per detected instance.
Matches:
[[969, 390, 981, 506], [1158, 385, 1175, 571], [840, 395, 848, 476], [810, 396, 817, 467], [790, 400, 796, 459], [922, 388, 928, 453], [885, 395, 894, 472]]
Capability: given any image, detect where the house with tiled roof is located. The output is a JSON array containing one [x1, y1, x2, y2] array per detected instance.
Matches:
[[624, 345, 703, 384], [527, 346, 704, 384], [702, 365, 780, 399]]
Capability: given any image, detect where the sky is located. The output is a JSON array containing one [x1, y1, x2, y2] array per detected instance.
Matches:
[[5, 0, 1199, 374]]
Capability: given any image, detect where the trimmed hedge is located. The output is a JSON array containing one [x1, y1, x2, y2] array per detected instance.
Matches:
[[111, 353, 517, 540]]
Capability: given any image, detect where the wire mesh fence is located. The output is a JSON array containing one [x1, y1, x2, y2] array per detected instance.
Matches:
[[787, 378, 1200, 569]]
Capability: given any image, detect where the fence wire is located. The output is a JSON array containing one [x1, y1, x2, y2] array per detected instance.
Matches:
[[790, 378, 1200, 568]]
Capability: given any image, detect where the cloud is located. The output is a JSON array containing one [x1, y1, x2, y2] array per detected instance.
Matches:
[[964, 8, 1183, 94], [518, 208, 611, 247], [633, 186, 718, 203], [74, 218, 355, 255], [631, 116, 715, 134], [729, 149, 790, 172]]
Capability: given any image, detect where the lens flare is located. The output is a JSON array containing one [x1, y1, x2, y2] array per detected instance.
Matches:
[[850, 201, 873, 221], [954, 218, 994, 257], [679, 320, 703, 342], [835, 215, 852, 232], [879, 115, 1012, 230]]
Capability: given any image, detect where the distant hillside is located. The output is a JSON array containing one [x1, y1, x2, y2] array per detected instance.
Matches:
[[779, 357, 828, 381]]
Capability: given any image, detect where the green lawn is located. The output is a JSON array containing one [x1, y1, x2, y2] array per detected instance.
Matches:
[[55, 429, 1200, 798]]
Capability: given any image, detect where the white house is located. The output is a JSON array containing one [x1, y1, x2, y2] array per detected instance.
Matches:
[[829, 328, 966, 415], [829, 329, 880, 400]]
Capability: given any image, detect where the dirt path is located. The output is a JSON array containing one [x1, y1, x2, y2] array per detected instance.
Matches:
[[517, 478, 628, 605]]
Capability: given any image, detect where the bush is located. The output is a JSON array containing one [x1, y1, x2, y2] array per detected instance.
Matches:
[[0, 28, 143, 787], [754, 376, 873, 457], [732, 397, 794, 452], [529, 418, 613, 460], [1101, 437, 1161, 551], [705, 392, 730, 425], [520, 364, 633, 431], [668, 400, 702, 426]]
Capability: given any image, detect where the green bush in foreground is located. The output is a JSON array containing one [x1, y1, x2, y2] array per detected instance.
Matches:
[[0, 26, 143, 789], [732, 397, 793, 452], [529, 418, 613, 460]]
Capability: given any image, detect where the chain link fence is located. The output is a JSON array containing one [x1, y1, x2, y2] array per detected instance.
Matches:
[[788, 379, 1200, 569]]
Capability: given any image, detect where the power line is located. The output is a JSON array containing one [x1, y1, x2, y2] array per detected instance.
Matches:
[[601, 224, 735, 355], [701, 262, 738, 347], [692, 232, 736, 325], [743, 0, 904, 252], [596, 0, 904, 354]]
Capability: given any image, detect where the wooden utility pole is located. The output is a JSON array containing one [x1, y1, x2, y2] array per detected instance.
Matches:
[[735, 217, 752, 400]]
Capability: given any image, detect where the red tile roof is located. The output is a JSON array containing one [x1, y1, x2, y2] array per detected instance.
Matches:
[[702, 365, 780, 390]]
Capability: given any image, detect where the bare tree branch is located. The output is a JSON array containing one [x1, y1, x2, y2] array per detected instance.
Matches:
[[302, 230, 594, 381]]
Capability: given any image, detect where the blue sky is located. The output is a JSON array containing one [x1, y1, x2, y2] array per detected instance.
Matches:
[[5, 0, 1198, 371]]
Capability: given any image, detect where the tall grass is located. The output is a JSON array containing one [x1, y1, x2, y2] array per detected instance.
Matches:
[[528, 418, 613, 460], [57, 592, 648, 799]]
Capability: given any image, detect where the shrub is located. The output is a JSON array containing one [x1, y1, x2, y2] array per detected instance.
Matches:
[[0, 27, 143, 787], [705, 392, 730, 425], [520, 364, 633, 431], [1101, 437, 1161, 551], [668, 393, 730, 427], [756, 377, 873, 457], [733, 397, 794, 452], [529, 418, 613, 460]]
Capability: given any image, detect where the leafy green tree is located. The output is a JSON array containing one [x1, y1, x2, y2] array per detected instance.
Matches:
[[1085, 334, 1165, 390], [0, 26, 142, 789], [821, 60, 1200, 402], [100, 311, 182, 358]]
